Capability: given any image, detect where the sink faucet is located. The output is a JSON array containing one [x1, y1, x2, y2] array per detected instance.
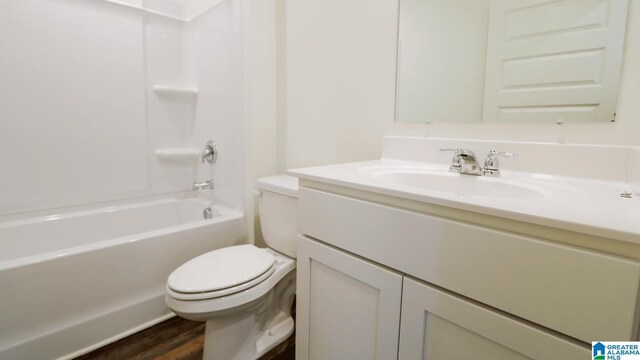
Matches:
[[441, 148, 517, 176], [193, 180, 214, 190], [440, 148, 483, 176]]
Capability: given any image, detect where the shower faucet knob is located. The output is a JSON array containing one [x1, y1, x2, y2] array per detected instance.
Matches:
[[201, 141, 218, 164]]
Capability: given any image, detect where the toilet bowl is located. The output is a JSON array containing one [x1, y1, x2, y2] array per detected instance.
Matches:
[[165, 175, 298, 360]]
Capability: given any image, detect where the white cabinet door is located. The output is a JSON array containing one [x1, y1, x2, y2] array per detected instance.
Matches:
[[399, 277, 589, 360], [296, 235, 403, 360], [483, 0, 629, 123]]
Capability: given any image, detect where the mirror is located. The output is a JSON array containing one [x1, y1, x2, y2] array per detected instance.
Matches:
[[396, 0, 630, 123]]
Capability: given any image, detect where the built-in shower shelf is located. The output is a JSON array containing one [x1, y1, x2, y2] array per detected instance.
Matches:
[[155, 148, 199, 162], [153, 85, 199, 100]]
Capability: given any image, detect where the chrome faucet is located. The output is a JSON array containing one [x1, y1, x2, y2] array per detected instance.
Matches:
[[203, 206, 220, 219], [483, 150, 518, 176], [441, 148, 517, 176], [441, 148, 483, 176], [193, 180, 214, 190], [201, 141, 218, 164]]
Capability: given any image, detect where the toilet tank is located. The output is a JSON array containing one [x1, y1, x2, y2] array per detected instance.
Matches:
[[257, 175, 298, 258]]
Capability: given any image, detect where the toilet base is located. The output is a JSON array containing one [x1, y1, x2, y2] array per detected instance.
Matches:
[[202, 314, 294, 360], [202, 270, 296, 360], [203, 312, 258, 360], [256, 316, 294, 357]]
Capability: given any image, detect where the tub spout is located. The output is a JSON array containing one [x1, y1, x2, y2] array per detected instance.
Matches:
[[193, 180, 214, 191]]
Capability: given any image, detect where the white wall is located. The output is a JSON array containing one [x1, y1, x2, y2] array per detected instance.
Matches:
[[0, 0, 148, 215], [629, 148, 640, 194], [284, 0, 397, 168], [188, 0, 245, 211], [243, 0, 398, 243], [139, 0, 245, 212], [242, 0, 290, 245], [397, 0, 490, 123], [242, 0, 277, 244], [0, 0, 245, 217]]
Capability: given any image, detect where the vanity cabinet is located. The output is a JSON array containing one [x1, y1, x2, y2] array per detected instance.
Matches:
[[296, 185, 640, 358], [296, 236, 588, 359], [295, 236, 403, 360]]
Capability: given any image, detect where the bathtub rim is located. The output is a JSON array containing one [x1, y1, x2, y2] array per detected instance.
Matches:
[[0, 205, 244, 272], [0, 191, 230, 223]]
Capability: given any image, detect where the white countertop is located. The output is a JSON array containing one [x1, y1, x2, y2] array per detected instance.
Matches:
[[289, 159, 640, 245]]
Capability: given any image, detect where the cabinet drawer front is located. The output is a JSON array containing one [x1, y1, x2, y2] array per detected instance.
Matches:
[[399, 277, 589, 360], [299, 187, 640, 342]]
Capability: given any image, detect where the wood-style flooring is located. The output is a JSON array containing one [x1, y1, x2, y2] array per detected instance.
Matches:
[[75, 316, 295, 360]]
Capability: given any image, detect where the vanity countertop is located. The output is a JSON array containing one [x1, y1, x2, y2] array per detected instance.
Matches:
[[289, 159, 640, 245]]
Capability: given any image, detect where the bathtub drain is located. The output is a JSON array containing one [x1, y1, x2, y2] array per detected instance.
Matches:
[[203, 207, 221, 219]]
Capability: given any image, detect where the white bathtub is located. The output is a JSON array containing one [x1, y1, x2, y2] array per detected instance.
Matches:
[[0, 196, 245, 360]]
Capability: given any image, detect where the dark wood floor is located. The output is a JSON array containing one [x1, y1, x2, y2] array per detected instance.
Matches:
[[75, 316, 295, 360]]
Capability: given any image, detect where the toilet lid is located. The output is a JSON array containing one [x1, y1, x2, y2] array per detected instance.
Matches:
[[168, 245, 276, 294]]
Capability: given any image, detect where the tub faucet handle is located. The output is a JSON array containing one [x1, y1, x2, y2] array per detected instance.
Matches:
[[193, 180, 214, 191], [201, 141, 218, 164]]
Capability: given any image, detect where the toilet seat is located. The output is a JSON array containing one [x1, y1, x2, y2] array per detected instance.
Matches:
[[167, 245, 276, 301], [166, 248, 296, 322]]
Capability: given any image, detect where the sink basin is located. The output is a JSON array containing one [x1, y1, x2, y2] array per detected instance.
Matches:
[[364, 166, 546, 200]]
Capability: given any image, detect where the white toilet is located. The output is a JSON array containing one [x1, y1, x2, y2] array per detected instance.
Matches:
[[165, 175, 298, 360]]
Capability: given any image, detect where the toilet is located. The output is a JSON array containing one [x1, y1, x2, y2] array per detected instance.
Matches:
[[165, 175, 298, 360]]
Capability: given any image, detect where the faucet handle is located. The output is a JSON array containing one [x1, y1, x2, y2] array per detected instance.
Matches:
[[201, 141, 218, 164], [441, 148, 478, 157], [440, 148, 462, 172], [486, 150, 517, 159], [483, 150, 518, 176]]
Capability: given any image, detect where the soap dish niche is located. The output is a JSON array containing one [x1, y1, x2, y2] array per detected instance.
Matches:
[[155, 148, 199, 163], [153, 85, 198, 101]]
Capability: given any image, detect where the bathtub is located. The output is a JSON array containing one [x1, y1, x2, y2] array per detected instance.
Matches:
[[0, 196, 245, 360]]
